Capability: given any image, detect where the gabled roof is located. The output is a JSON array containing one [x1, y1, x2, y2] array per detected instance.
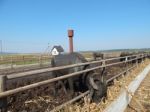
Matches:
[[51, 45, 64, 52]]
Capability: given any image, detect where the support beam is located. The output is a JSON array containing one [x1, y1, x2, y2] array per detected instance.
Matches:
[[0, 75, 7, 112]]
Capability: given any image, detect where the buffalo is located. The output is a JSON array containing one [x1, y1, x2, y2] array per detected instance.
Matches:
[[93, 52, 104, 60], [120, 52, 145, 64], [51, 52, 107, 102]]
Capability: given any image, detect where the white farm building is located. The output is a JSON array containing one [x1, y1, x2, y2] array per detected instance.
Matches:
[[51, 45, 64, 56]]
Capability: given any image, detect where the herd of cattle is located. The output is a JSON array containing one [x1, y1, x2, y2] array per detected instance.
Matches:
[[50, 51, 149, 102]]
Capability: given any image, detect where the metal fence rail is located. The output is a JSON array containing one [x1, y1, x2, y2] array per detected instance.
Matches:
[[0, 53, 148, 111], [7, 54, 144, 79], [104, 64, 150, 112], [50, 91, 90, 112], [50, 65, 137, 112], [0, 54, 146, 98]]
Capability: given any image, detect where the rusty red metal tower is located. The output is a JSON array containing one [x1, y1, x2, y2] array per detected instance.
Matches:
[[68, 30, 74, 53]]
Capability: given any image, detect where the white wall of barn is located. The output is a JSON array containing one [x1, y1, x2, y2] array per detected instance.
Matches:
[[51, 48, 59, 56]]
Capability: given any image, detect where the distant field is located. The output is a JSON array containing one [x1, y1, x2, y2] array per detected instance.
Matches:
[[0, 53, 92, 66], [0, 48, 149, 69], [0, 54, 51, 70], [0, 52, 93, 69]]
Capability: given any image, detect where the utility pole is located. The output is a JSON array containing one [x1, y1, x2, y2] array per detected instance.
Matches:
[[0, 40, 3, 60], [0, 40, 2, 55]]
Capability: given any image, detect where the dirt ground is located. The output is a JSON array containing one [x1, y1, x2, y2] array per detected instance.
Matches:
[[125, 72, 150, 112]]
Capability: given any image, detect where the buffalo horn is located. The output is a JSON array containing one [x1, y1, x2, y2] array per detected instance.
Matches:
[[89, 77, 98, 90]]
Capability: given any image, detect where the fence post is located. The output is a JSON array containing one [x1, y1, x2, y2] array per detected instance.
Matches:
[[41, 55, 42, 66], [0, 75, 7, 112], [101, 60, 106, 82], [142, 54, 144, 63], [10, 56, 13, 69], [136, 56, 138, 68], [23, 56, 25, 65], [125, 57, 128, 75], [102, 60, 106, 72], [39, 55, 42, 67], [0, 56, 3, 61]]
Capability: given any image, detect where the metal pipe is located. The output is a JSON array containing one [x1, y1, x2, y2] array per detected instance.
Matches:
[[0, 56, 144, 98], [50, 65, 137, 112], [0, 75, 7, 112], [104, 64, 150, 112], [68, 30, 74, 53], [106, 65, 136, 83], [7, 54, 145, 80], [50, 91, 90, 112], [69, 37, 73, 53]]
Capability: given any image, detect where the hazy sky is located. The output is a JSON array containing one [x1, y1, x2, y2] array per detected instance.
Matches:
[[0, 0, 150, 53]]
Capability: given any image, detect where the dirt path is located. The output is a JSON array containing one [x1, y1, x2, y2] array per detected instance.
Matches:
[[125, 72, 150, 112]]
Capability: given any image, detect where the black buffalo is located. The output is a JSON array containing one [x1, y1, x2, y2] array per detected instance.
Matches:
[[120, 52, 145, 63], [93, 52, 104, 60], [51, 52, 107, 102]]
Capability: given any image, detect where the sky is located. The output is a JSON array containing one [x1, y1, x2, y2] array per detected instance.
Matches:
[[0, 0, 150, 53]]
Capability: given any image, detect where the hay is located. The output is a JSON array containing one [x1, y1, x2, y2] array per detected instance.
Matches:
[[62, 59, 150, 112], [7, 59, 150, 112]]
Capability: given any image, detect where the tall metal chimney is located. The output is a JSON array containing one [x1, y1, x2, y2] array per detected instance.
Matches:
[[68, 30, 74, 53]]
